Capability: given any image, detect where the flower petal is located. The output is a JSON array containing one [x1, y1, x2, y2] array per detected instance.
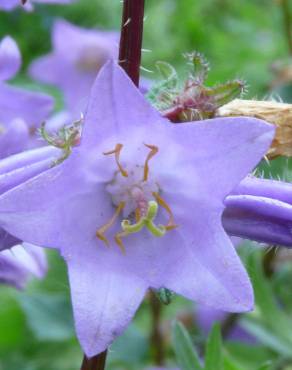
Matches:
[[81, 61, 165, 147], [0, 83, 54, 127], [223, 195, 292, 247], [164, 218, 253, 312], [0, 145, 60, 175], [0, 119, 29, 159], [233, 176, 292, 204], [0, 228, 20, 251], [0, 152, 110, 249], [66, 253, 147, 357], [166, 116, 275, 200], [0, 36, 21, 81], [0, 243, 47, 288]]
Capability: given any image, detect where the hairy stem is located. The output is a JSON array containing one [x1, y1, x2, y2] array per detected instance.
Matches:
[[281, 0, 292, 55], [149, 291, 165, 366], [80, 351, 107, 370], [118, 0, 145, 86]]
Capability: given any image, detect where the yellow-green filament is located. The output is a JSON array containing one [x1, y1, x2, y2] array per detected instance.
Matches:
[[121, 200, 166, 238]]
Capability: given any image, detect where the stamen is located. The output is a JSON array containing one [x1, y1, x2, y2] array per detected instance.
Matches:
[[143, 144, 159, 182], [96, 202, 125, 246], [104, 143, 128, 177], [114, 231, 128, 254], [152, 192, 177, 230]]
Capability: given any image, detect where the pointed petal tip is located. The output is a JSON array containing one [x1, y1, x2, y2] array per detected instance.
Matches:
[[228, 284, 254, 313], [82, 342, 108, 359]]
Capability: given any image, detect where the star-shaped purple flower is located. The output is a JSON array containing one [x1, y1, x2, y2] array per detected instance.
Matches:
[[0, 62, 274, 356], [29, 19, 119, 118], [0, 243, 47, 289], [0, 36, 54, 158]]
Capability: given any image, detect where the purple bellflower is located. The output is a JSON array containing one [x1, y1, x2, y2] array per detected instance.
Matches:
[[0, 62, 275, 356], [0, 0, 73, 11], [0, 243, 47, 289], [223, 176, 292, 247], [0, 36, 54, 157], [29, 19, 119, 118]]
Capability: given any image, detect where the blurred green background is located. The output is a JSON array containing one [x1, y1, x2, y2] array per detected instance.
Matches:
[[1, 1, 292, 369]]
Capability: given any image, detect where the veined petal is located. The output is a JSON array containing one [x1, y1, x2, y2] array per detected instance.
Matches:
[[0, 157, 58, 195], [0, 36, 21, 81], [66, 254, 147, 357], [0, 145, 60, 175]]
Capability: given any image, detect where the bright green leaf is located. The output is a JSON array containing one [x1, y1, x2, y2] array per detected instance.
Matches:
[[172, 320, 203, 370], [205, 323, 223, 370]]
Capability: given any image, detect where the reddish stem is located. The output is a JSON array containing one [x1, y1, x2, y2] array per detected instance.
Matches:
[[80, 351, 107, 370], [118, 0, 145, 86], [149, 292, 165, 366]]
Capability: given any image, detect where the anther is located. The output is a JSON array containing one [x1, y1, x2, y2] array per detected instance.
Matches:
[[143, 144, 159, 182], [135, 208, 141, 222], [96, 202, 125, 246], [104, 143, 128, 177], [152, 192, 178, 230]]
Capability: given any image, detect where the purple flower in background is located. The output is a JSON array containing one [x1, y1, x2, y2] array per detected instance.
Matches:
[[195, 304, 255, 343], [0, 243, 47, 289], [0, 36, 53, 157], [0, 0, 73, 11], [0, 62, 274, 356], [30, 19, 119, 118], [223, 176, 292, 247]]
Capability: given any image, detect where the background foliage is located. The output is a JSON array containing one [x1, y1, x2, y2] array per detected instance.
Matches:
[[1, 0, 292, 369]]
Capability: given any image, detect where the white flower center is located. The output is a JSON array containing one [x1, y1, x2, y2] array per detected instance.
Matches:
[[106, 165, 159, 217]]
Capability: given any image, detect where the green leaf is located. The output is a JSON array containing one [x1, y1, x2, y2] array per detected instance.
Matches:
[[256, 362, 272, 370], [18, 293, 74, 341], [241, 318, 292, 357], [223, 355, 244, 370], [248, 254, 292, 347], [172, 320, 203, 370], [205, 323, 223, 370]]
